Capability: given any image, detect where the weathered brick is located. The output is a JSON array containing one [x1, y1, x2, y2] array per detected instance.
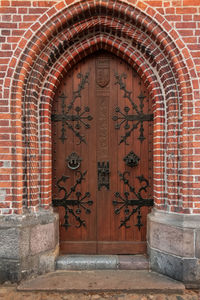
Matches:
[[0, 23, 17, 29], [183, 0, 200, 5], [176, 22, 196, 28], [28, 7, 47, 14], [12, 1, 31, 6], [176, 7, 198, 14]]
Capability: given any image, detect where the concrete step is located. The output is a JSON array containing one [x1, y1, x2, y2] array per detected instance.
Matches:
[[17, 270, 185, 294], [56, 254, 149, 270]]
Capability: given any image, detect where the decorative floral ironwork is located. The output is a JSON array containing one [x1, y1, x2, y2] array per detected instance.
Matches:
[[51, 72, 93, 144], [52, 171, 93, 229], [123, 151, 140, 168], [112, 73, 153, 145], [113, 171, 153, 230]]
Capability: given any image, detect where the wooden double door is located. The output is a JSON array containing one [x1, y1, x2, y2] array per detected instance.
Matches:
[[52, 51, 153, 254]]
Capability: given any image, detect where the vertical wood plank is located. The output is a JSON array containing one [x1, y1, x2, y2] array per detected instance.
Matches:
[[52, 51, 153, 254]]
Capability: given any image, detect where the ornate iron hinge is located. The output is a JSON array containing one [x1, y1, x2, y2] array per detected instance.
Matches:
[[112, 73, 153, 145], [52, 171, 93, 229], [113, 171, 153, 230], [51, 72, 93, 144]]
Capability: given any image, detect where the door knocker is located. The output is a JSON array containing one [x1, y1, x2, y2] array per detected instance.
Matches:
[[66, 152, 82, 170], [123, 151, 140, 168]]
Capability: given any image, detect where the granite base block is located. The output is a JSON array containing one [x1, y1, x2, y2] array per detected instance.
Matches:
[[149, 248, 200, 286], [148, 209, 200, 287], [0, 210, 59, 283], [0, 259, 20, 283]]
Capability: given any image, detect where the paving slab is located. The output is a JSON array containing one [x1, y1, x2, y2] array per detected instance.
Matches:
[[18, 270, 185, 294]]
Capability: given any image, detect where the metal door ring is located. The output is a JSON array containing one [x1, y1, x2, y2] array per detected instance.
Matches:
[[66, 152, 82, 170]]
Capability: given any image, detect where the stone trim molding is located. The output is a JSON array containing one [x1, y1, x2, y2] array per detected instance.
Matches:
[[148, 209, 200, 229]]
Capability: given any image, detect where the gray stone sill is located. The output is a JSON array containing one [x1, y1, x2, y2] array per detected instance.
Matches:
[[56, 254, 149, 270], [149, 209, 200, 229], [0, 209, 57, 228]]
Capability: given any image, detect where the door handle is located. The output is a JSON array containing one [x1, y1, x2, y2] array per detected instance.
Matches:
[[97, 161, 110, 191], [66, 152, 82, 170]]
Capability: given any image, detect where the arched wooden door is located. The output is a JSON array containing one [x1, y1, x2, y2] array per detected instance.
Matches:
[[52, 51, 153, 254]]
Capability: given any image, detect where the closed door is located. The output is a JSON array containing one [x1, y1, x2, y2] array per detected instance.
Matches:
[[52, 51, 153, 254]]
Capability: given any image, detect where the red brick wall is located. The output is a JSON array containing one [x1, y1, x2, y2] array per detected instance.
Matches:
[[0, 0, 200, 215]]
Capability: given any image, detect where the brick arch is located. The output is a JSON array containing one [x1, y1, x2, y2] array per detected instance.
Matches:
[[38, 36, 165, 210], [10, 0, 192, 96], [10, 0, 193, 214]]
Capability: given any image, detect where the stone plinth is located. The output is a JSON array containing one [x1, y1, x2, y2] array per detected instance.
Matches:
[[148, 209, 200, 288], [0, 210, 59, 283]]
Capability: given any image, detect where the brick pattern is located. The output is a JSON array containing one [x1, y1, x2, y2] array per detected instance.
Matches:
[[0, 0, 199, 215]]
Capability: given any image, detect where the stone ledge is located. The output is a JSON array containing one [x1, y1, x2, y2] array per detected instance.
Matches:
[[0, 209, 57, 228], [56, 255, 149, 270], [148, 209, 200, 229], [56, 255, 118, 270]]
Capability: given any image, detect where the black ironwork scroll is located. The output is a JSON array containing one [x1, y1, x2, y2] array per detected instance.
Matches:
[[52, 171, 93, 229], [113, 171, 153, 230], [52, 72, 93, 144], [112, 73, 153, 145]]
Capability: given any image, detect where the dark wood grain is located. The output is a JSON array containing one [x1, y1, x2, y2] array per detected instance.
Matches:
[[52, 51, 153, 254]]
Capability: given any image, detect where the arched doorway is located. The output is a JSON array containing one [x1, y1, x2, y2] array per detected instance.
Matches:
[[5, 0, 196, 284], [52, 51, 153, 254]]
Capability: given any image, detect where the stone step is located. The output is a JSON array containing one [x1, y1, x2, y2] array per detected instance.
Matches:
[[56, 254, 149, 270], [17, 270, 185, 294]]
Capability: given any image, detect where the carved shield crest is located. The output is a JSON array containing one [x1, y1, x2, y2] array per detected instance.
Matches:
[[96, 59, 110, 88]]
